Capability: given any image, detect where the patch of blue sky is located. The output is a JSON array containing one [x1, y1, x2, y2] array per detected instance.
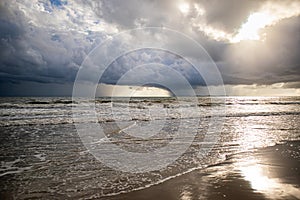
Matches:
[[50, 0, 67, 7]]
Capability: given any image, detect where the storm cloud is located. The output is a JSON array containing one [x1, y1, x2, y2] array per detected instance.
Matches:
[[0, 0, 299, 96]]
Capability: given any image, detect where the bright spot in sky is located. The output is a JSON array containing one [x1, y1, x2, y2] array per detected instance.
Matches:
[[193, 11, 276, 43], [232, 12, 273, 42], [97, 84, 172, 97], [178, 2, 190, 14], [231, 2, 300, 43], [194, 1, 300, 43]]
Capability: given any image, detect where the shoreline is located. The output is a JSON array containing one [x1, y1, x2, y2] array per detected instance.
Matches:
[[106, 141, 300, 200]]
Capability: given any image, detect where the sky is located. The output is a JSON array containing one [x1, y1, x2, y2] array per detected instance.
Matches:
[[0, 0, 300, 96]]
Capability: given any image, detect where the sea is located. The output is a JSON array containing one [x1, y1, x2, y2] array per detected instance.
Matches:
[[0, 96, 300, 199]]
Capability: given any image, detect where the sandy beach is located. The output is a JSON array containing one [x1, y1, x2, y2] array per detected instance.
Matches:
[[107, 141, 300, 200]]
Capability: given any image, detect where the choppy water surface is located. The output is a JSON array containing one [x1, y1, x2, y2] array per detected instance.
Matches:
[[0, 97, 300, 199]]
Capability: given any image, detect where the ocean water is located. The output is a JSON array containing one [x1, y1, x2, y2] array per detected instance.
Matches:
[[0, 96, 300, 199]]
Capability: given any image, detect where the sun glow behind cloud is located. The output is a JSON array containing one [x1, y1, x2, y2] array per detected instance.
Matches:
[[97, 84, 172, 97], [231, 2, 300, 43], [231, 13, 272, 42], [191, 1, 300, 43], [178, 2, 190, 15]]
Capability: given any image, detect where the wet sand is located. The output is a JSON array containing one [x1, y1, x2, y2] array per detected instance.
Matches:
[[107, 141, 300, 200]]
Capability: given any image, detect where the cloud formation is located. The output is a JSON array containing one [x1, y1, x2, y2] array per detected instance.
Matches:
[[0, 0, 299, 95]]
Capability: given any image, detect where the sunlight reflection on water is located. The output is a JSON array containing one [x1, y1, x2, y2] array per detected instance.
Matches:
[[238, 157, 300, 199], [228, 102, 300, 199]]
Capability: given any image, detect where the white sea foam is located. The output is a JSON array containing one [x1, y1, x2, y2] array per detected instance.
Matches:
[[0, 159, 32, 177]]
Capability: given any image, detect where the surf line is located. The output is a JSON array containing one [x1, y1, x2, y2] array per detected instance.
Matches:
[[117, 121, 137, 134]]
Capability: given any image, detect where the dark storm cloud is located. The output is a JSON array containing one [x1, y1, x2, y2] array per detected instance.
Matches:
[[0, 28, 81, 83], [0, 0, 103, 88], [0, 0, 299, 96], [0, 20, 23, 39], [100, 49, 206, 86]]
